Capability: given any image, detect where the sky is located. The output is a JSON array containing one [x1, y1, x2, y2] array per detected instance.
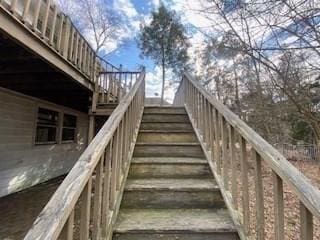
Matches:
[[99, 0, 211, 102]]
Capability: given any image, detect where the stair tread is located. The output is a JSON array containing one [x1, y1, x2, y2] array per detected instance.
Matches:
[[125, 178, 218, 191], [132, 157, 207, 164], [139, 129, 194, 133], [135, 142, 200, 146], [114, 208, 236, 233]]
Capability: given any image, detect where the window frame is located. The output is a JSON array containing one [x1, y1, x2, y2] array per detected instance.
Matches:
[[61, 113, 78, 143], [34, 105, 79, 146], [34, 107, 60, 145]]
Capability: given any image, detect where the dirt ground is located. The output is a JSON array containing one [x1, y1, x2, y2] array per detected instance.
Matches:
[[234, 156, 320, 239]]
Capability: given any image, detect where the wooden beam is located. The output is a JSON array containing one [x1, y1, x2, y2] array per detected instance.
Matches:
[[0, 7, 94, 90]]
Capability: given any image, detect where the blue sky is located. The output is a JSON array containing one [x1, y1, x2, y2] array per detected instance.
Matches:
[[57, 0, 212, 100], [100, 0, 210, 100]]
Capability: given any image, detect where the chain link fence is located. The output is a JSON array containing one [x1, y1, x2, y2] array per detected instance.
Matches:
[[276, 143, 320, 163]]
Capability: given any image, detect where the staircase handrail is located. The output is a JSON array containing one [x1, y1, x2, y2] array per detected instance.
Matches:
[[174, 71, 320, 239], [24, 69, 146, 240]]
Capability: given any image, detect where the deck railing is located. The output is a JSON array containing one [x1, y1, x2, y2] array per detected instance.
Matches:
[[97, 71, 141, 104], [0, 0, 105, 82], [24, 70, 145, 240], [174, 72, 320, 240]]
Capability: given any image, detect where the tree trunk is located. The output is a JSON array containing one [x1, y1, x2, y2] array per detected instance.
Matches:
[[161, 48, 165, 107]]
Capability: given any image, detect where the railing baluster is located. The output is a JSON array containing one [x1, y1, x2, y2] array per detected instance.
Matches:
[[22, 0, 32, 22], [92, 157, 104, 240], [300, 202, 313, 240], [60, 209, 74, 240], [10, 0, 17, 13], [68, 27, 75, 60], [101, 141, 112, 237], [73, 33, 79, 64], [119, 120, 125, 174], [214, 111, 221, 173], [32, 1, 42, 31], [240, 136, 250, 234], [254, 151, 265, 240], [78, 39, 83, 69], [110, 135, 117, 209], [49, 5, 58, 46], [80, 177, 92, 240], [42, 0, 52, 38], [222, 117, 229, 189], [60, 17, 73, 56], [229, 125, 238, 209], [273, 171, 284, 240], [56, 14, 63, 49]]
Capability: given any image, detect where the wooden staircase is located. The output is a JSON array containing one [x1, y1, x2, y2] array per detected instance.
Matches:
[[112, 106, 239, 240]]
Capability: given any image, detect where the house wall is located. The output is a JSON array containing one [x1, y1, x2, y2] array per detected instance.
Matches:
[[0, 87, 89, 197]]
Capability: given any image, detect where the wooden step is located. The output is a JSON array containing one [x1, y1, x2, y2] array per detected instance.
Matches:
[[113, 208, 238, 240], [133, 143, 204, 158], [129, 157, 211, 178], [121, 178, 224, 209], [140, 122, 193, 131], [142, 113, 189, 123], [143, 107, 187, 114], [137, 131, 197, 143]]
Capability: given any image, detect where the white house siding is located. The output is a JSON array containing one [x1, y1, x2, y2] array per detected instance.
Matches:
[[0, 87, 89, 197]]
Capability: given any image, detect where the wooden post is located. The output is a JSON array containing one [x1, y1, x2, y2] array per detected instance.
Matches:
[[10, 0, 18, 13], [22, 0, 32, 22], [300, 202, 313, 240], [240, 136, 250, 234], [56, 14, 64, 51], [62, 17, 71, 57], [229, 125, 238, 209], [60, 209, 74, 240], [80, 178, 92, 240], [42, 0, 52, 38], [32, 0, 42, 31], [101, 142, 112, 237], [49, 6, 58, 46], [273, 171, 284, 240], [254, 151, 265, 240], [88, 116, 95, 142], [221, 117, 229, 189], [92, 157, 104, 240], [214, 111, 221, 173]]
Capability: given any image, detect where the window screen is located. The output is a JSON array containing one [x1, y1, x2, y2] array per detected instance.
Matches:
[[62, 114, 77, 142], [35, 108, 59, 144]]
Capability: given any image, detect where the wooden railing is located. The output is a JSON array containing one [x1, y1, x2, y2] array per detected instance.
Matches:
[[0, 0, 102, 82], [97, 71, 141, 104], [174, 72, 320, 240], [24, 70, 145, 240]]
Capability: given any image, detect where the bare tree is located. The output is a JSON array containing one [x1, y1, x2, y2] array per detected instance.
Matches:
[[57, 0, 122, 55], [194, 0, 320, 146]]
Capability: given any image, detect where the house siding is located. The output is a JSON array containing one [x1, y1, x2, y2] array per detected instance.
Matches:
[[0, 87, 89, 197]]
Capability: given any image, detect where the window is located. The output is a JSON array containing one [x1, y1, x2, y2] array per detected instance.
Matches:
[[62, 114, 77, 142], [35, 108, 59, 144]]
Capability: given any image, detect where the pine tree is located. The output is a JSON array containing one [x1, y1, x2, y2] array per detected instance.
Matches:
[[138, 4, 189, 105]]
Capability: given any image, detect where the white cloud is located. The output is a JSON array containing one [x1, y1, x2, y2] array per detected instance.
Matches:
[[146, 66, 176, 103], [113, 0, 138, 18]]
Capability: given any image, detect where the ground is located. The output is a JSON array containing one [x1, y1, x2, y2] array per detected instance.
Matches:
[[241, 157, 320, 239]]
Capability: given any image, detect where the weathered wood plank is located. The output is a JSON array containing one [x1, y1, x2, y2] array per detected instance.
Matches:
[[240, 136, 250, 234], [300, 202, 313, 240], [273, 171, 284, 240], [183, 72, 320, 219], [254, 151, 265, 240], [60, 209, 74, 240], [92, 158, 104, 240], [80, 177, 92, 240]]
